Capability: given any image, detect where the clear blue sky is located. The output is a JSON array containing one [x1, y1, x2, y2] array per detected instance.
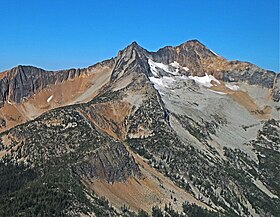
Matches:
[[0, 0, 279, 72]]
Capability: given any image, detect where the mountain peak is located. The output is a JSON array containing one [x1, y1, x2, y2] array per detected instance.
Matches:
[[182, 39, 205, 46], [122, 41, 147, 55], [129, 41, 140, 47], [116, 41, 150, 62], [178, 39, 213, 53], [111, 42, 150, 81]]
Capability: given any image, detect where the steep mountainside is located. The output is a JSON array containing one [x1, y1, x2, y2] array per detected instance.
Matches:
[[0, 59, 114, 132], [152, 40, 279, 102], [0, 40, 279, 217]]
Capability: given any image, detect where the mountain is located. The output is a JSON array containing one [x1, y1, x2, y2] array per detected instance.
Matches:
[[0, 40, 279, 217], [0, 59, 114, 132]]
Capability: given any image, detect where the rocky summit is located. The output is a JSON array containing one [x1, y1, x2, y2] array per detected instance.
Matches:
[[0, 40, 279, 217]]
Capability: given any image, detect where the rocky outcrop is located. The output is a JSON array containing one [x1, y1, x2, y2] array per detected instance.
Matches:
[[0, 40, 278, 107], [0, 65, 86, 106], [110, 42, 151, 82], [73, 142, 141, 183], [0, 105, 140, 183], [272, 73, 280, 102], [109, 40, 279, 103], [151, 39, 217, 75], [0, 57, 116, 108], [85, 101, 132, 140], [150, 40, 279, 98], [221, 65, 276, 88]]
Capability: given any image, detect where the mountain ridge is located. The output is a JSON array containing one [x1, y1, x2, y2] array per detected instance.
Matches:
[[1, 39, 277, 76], [0, 39, 279, 133], [0, 39, 279, 216]]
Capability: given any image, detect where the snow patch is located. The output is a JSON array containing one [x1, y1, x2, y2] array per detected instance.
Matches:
[[149, 76, 175, 88], [170, 61, 180, 68], [148, 59, 179, 76], [189, 74, 220, 88], [208, 89, 227, 95], [47, 95, 53, 103], [170, 60, 189, 71], [226, 84, 240, 91]]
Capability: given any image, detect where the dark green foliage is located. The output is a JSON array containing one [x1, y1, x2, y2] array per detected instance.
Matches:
[[0, 161, 118, 217], [257, 146, 280, 195], [223, 148, 280, 217], [138, 209, 149, 217], [253, 119, 280, 196], [152, 206, 163, 217], [182, 202, 221, 217], [0, 162, 37, 196], [120, 204, 138, 217], [0, 165, 74, 216], [164, 204, 183, 217], [0, 106, 127, 216]]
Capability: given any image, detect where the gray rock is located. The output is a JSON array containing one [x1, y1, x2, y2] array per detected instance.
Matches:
[[0, 65, 85, 105]]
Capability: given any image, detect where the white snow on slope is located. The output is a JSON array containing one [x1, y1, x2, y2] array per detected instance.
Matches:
[[170, 61, 180, 68], [148, 59, 179, 76], [148, 59, 222, 92], [148, 59, 190, 78], [47, 95, 53, 103], [149, 76, 176, 88], [189, 74, 220, 88], [148, 59, 177, 77], [226, 84, 239, 91], [208, 89, 227, 95]]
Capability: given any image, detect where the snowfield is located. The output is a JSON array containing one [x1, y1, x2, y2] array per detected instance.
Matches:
[[189, 74, 220, 88], [148, 59, 221, 90], [226, 83, 240, 91]]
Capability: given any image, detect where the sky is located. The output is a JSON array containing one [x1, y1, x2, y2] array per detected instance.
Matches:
[[0, 0, 279, 72]]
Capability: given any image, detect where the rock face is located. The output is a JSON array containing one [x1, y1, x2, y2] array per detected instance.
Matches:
[[110, 42, 150, 81], [151, 40, 218, 74], [0, 105, 140, 182], [0, 66, 84, 106], [151, 40, 279, 94], [221, 65, 276, 88], [73, 142, 141, 183], [0, 59, 115, 107], [0, 40, 278, 108], [0, 40, 279, 216], [0, 59, 114, 133], [272, 73, 280, 102]]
